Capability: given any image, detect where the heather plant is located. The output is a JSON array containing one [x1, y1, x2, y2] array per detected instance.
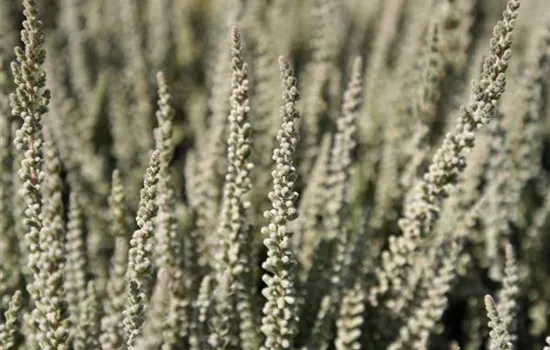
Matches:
[[0, 0, 550, 349]]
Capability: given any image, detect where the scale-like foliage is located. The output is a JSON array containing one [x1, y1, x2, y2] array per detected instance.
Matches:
[[1, 0, 549, 349]]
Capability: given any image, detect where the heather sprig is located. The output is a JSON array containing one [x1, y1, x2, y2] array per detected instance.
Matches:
[[305, 57, 364, 347], [235, 265, 261, 350], [153, 71, 180, 272], [496, 244, 519, 345], [154, 72, 176, 168], [136, 269, 170, 350], [162, 281, 190, 350], [27, 127, 70, 349], [209, 269, 234, 349], [439, 0, 475, 73], [298, 237, 337, 341], [214, 26, 259, 349], [10, 0, 50, 296], [371, 125, 400, 230], [216, 26, 254, 275], [294, 133, 332, 279], [153, 72, 190, 350], [42, 48, 108, 199], [128, 150, 161, 282], [65, 192, 87, 329], [193, 1, 241, 269], [334, 282, 365, 350], [260, 56, 301, 350], [74, 282, 101, 350], [108, 77, 144, 202], [0, 290, 22, 350], [251, 26, 280, 166], [388, 242, 460, 349], [413, 23, 445, 127], [123, 280, 147, 350], [484, 116, 517, 280], [360, 0, 404, 144], [299, 0, 337, 175], [392, 20, 447, 193], [124, 150, 161, 349], [508, 20, 550, 184], [0, 51, 19, 311], [485, 294, 512, 350], [325, 56, 363, 235], [190, 275, 214, 350], [373, 0, 521, 305], [100, 170, 130, 350], [60, 0, 91, 109], [21, 312, 37, 349], [119, 0, 153, 157]]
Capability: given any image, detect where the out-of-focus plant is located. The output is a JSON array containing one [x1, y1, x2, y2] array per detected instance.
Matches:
[[0, 0, 549, 349]]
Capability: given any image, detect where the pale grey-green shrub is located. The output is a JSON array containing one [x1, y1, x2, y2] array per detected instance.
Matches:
[[1, 0, 549, 350]]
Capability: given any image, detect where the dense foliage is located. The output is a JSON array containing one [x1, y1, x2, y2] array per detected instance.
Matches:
[[0, 0, 549, 349]]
